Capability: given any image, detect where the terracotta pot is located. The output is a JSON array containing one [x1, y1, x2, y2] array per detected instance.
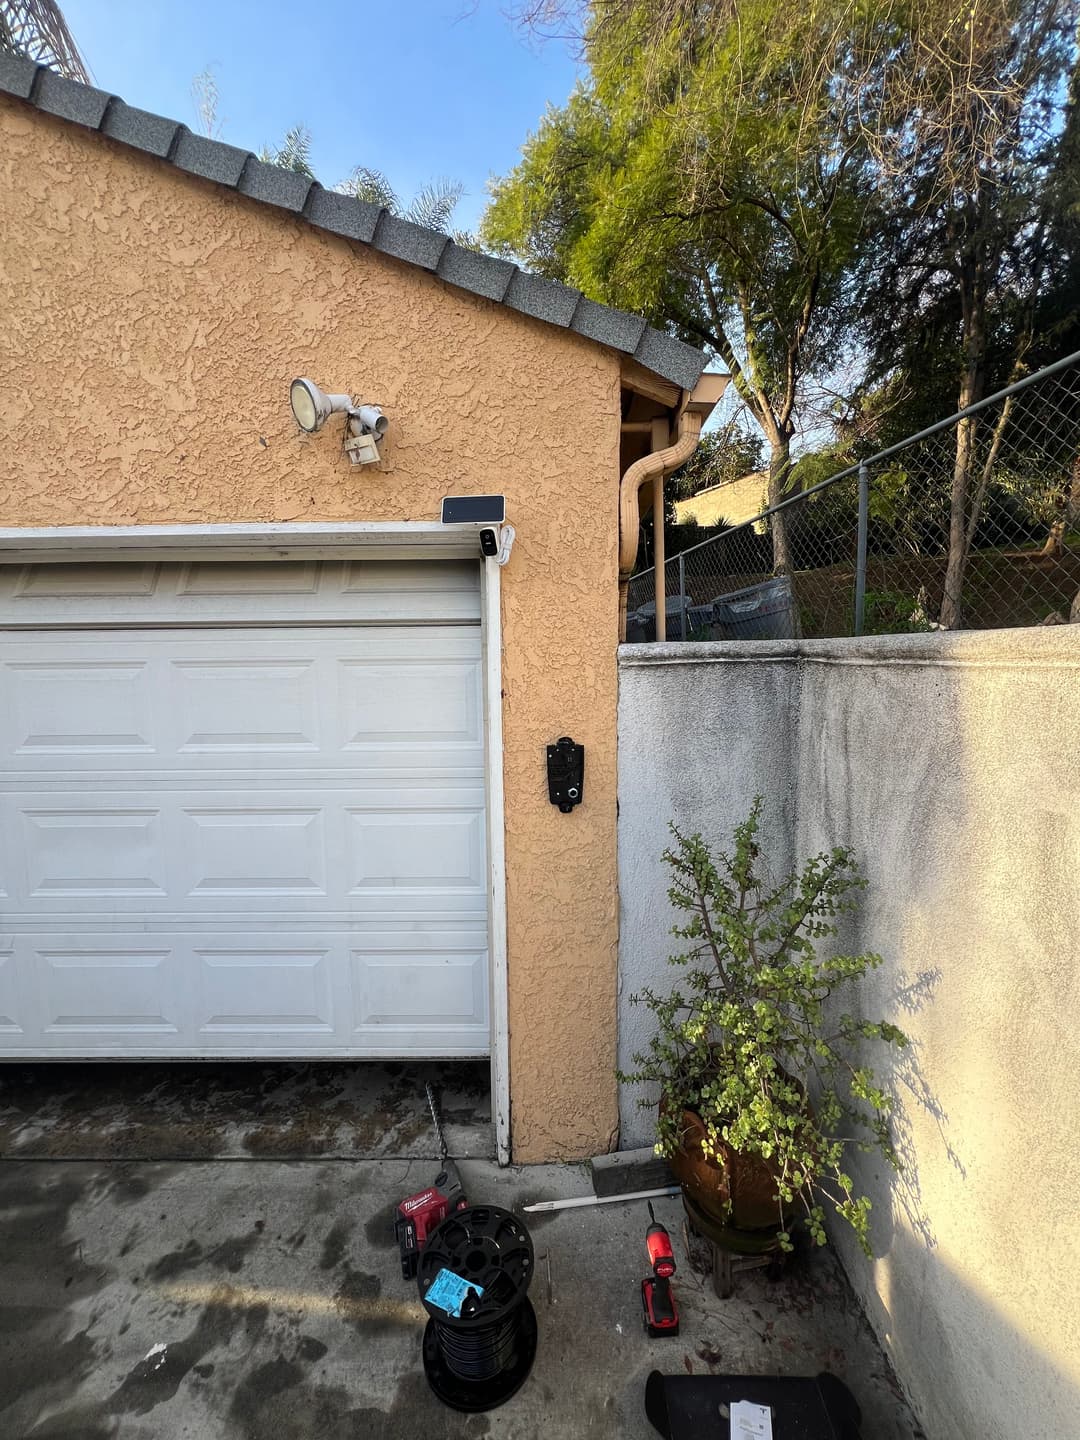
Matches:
[[668, 1107, 782, 1234]]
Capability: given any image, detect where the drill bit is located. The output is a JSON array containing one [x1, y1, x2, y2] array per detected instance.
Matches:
[[426, 1081, 448, 1160]]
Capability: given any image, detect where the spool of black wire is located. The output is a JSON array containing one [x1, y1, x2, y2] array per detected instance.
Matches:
[[417, 1204, 537, 1412]]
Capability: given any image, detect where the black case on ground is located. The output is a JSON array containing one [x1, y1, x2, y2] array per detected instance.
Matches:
[[644, 1370, 863, 1440]]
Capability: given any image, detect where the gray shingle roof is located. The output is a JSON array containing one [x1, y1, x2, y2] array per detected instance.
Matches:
[[0, 56, 708, 390]]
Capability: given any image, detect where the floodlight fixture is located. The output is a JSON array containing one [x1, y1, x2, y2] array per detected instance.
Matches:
[[289, 378, 352, 433]]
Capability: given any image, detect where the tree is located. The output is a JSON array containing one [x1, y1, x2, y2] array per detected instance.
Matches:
[[670, 425, 766, 504], [260, 125, 314, 176], [336, 167, 473, 244], [192, 69, 473, 242], [853, 0, 1079, 626], [484, 1, 873, 576], [0, 0, 88, 80]]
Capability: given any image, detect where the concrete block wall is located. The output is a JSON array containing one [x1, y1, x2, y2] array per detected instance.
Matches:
[[617, 630, 1080, 1440]]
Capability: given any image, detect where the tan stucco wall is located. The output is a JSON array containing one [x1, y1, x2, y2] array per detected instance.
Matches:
[[0, 97, 623, 1162], [674, 470, 767, 528]]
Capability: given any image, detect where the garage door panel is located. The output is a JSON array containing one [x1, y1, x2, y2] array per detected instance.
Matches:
[[183, 807, 328, 897], [0, 943, 23, 1037], [0, 560, 490, 1059], [35, 943, 180, 1037], [23, 806, 167, 898], [339, 659, 481, 747], [3, 928, 489, 1055], [346, 809, 485, 894], [10, 561, 162, 599], [4, 788, 486, 914], [7, 660, 155, 755], [178, 560, 322, 597], [173, 658, 321, 753], [0, 559, 482, 625], [354, 955, 486, 1032], [350, 934, 488, 1042], [196, 945, 336, 1037], [2, 632, 483, 775]]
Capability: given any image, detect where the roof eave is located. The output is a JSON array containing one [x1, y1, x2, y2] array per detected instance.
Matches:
[[0, 54, 711, 391]]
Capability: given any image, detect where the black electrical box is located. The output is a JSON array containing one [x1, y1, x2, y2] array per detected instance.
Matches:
[[546, 737, 584, 813]]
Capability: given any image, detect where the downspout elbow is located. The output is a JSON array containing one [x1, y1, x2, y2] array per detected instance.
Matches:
[[618, 409, 703, 639]]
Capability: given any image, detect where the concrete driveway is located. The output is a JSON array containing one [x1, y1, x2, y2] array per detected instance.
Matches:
[[0, 1155, 925, 1439]]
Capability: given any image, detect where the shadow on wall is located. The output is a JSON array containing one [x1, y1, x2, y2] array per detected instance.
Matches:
[[881, 968, 961, 1253], [792, 631, 1080, 1440], [830, 962, 956, 1260]]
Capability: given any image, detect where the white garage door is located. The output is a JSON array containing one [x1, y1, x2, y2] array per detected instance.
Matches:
[[0, 558, 489, 1057]]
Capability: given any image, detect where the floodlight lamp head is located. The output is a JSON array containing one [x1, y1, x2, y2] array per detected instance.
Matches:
[[289, 378, 352, 433]]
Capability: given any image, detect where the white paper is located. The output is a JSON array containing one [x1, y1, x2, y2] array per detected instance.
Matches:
[[730, 1399, 773, 1439]]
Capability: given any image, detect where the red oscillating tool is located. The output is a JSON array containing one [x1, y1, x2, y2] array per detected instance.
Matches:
[[641, 1202, 680, 1338], [395, 1083, 469, 1280]]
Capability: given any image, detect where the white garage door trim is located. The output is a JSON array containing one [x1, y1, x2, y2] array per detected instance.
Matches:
[[0, 523, 510, 1164]]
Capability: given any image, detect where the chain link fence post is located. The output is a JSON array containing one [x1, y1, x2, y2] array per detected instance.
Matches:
[[678, 553, 686, 639], [854, 462, 869, 637]]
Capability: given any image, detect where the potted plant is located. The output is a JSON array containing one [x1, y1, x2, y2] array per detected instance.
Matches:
[[619, 799, 908, 1259]]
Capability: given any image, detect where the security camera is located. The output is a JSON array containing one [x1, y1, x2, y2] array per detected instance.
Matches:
[[479, 524, 516, 565]]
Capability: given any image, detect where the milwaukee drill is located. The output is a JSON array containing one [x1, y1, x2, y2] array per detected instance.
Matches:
[[394, 1084, 468, 1279], [641, 1201, 679, 1337]]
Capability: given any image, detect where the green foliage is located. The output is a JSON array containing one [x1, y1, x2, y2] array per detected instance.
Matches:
[[489, 1, 1079, 598], [483, 0, 872, 560], [336, 168, 469, 239], [249, 116, 474, 241], [259, 125, 315, 178], [862, 589, 936, 634], [619, 800, 908, 1255], [337, 164, 400, 211]]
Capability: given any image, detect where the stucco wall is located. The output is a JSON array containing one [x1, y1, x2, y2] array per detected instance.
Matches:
[[618, 630, 1080, 1440], [673, 469, 767, 528], [0, 96, 623, 1163]]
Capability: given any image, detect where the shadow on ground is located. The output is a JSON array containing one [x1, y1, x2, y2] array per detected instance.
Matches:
[[0, 1157, 925, 1440]]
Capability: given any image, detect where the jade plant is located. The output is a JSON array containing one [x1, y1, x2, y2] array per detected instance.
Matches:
[[619, 799, 908, 1255]]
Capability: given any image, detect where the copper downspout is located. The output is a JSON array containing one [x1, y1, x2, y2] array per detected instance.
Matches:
[[618, 408, 703, 641]]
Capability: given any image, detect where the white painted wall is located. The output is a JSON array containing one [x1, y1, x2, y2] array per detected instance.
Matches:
[[617, 630, 1080, 1440]]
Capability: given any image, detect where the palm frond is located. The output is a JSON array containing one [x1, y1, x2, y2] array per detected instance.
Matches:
[[335, 166, 400, 213], [406, 179, 465, 233], [0, 0, 90, 82], [262, 124, 314, 178]]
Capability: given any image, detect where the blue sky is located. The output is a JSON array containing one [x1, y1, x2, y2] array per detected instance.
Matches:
[[62, 1, 582, 231]]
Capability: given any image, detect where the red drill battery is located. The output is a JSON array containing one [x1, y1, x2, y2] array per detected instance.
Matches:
[[642, 1275, 680, 1337]]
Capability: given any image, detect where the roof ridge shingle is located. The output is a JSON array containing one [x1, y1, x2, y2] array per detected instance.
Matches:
[[0, 53, 707, 390]]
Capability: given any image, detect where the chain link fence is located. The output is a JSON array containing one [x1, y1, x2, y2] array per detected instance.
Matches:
[[627, 350, 1080, 642]]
